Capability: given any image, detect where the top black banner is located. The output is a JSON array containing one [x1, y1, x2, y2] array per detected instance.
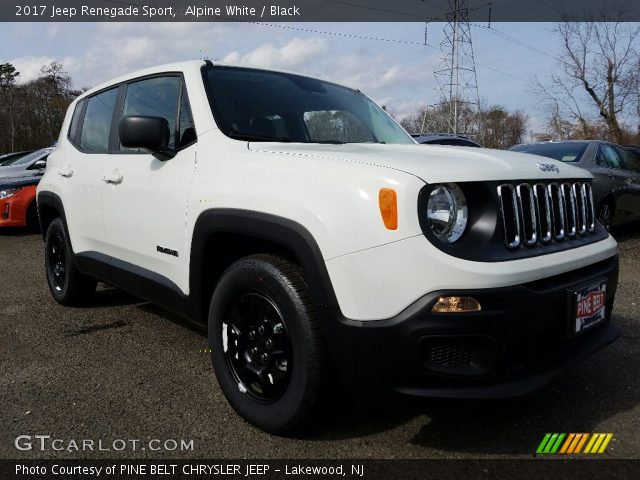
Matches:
[[3, 0, 640, 22]]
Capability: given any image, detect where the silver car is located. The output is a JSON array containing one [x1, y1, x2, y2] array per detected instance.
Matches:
[[0, 147, 54, 180]]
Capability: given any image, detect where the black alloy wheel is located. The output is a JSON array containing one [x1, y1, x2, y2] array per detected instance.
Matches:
[[44, 218, 97, 305], [222, 292, 292, 402], [47, 231, 67, 291]]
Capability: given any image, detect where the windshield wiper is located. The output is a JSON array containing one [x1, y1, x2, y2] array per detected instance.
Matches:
[[228, 131, 292, 142]]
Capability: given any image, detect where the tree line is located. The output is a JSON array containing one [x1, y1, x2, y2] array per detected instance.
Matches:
[[0, 62, 81, 153], [394, 101, 529, 149], [1, 13, 638, 156]]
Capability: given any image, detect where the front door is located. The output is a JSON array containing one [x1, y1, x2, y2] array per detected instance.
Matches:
[[100, 75, 197, 292]]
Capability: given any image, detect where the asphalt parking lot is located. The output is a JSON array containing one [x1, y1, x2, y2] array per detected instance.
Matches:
[[1, 228, 639, 459]]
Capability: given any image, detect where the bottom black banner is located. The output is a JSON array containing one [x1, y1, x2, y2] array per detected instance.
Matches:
[[2, 459, 639, 480]]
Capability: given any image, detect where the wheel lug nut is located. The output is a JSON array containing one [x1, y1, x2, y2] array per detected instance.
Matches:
[[265, 340, 273, 350], [248, 331, 255, 340], [250, 347, 258, 357], [257, 326, 265, 335], [260, 353, 269, 363]]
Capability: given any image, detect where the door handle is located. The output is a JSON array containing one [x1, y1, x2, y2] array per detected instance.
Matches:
[[102, 171, 123, 185], [58, 167, 73, 178]]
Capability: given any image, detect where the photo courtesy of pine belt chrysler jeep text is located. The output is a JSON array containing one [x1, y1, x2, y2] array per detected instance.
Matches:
[[37, 60, 620, 433]]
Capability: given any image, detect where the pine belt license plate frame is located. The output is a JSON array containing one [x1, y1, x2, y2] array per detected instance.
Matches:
[[568, 279, 608, 338]]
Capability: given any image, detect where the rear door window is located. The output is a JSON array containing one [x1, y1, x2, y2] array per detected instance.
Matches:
[[80, 88, 119, 153]]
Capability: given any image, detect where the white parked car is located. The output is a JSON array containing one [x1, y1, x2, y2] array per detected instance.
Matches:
[[37, 60, 619, 433]]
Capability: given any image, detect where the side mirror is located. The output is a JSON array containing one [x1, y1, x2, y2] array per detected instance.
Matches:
[[32, 160, 47, 169], [119, 115, 175, 159]]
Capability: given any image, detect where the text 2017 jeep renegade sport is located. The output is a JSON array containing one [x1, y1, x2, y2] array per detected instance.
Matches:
[[38, 60, 619, 433]]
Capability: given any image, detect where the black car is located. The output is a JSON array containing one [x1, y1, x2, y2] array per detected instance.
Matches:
[[411, 133, 482, 147], [510, 140, 640, 230], [624, 145, 640, 163], [0, 150, 34, 166]]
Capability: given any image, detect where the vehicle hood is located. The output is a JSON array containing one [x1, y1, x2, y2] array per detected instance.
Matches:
[[0, 164, 38, 179], [248, 143, 591, 183], [0, 175, 41, 189]]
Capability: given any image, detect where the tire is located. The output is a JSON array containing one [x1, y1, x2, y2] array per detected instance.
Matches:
[[597, 199, 614, 231], [208, 254, 328, 434], [44, 218, 97, 305]]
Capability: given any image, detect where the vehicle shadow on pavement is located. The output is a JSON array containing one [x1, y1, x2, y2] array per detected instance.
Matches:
[[83, 284, 144, 308], [136, 302, 208, 335], [408, 320, 639, 455]]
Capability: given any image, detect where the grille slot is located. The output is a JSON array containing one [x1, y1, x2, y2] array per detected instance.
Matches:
[[497, 184, 521, 248], [498, 181, 596, 249]]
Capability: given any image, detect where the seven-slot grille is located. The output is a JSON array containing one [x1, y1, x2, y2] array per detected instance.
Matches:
[[497, 181, 595, 249]]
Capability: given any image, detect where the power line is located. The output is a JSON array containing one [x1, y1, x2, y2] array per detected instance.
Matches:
[[470, 23, 571, 69], [249, 22, 438, 48], [249, 22, 529, 84]]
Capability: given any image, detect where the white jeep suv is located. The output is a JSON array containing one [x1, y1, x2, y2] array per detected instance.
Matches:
[[37, 60, 619, 433]]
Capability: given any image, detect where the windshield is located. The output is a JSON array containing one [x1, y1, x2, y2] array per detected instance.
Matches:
[[1, 149, 48, 167], [510, 142, 588, 162], [203, 66, 414, 144], [0, 151, 33, 167]]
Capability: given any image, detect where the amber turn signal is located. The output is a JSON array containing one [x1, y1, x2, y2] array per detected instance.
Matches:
[[379, 188, 398, 230], [431, 296, 481, 313]]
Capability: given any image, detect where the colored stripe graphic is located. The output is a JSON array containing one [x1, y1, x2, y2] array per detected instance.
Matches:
[[537, 433, 565, 454], [536, 433, 552, 454], [597, 434, 613, 453], [537, 433, 613, 454], [573, 433, 589, 454], [559, 433, 575, 454]]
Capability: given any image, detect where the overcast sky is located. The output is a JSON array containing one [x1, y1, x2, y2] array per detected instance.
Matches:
[[2, 21, 565, 135]]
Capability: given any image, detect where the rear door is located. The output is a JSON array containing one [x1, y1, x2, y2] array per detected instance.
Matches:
[[61, 87, 119, 255], [100, 74, 197, 292]]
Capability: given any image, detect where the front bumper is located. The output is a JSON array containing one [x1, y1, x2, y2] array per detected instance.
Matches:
[[323, 255, 619, 405]]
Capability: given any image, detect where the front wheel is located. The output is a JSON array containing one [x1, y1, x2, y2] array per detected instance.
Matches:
[[597, 200, 614, 231], [208, 254, 328, 434], [44, 218, 97, 305]]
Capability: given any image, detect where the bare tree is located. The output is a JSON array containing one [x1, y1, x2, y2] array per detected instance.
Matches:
[[396, 100, 527, 148], [535, 12, 640, 143], [0, 63, 21, 152], [0, 62, 80, 153]]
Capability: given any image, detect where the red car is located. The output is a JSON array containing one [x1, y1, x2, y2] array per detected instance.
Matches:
[[0, 177, 40, 229]]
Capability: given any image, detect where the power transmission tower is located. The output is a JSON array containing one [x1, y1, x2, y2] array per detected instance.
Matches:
[[430, 0, 482, 136]]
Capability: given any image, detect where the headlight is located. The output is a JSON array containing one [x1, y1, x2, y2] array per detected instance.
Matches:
[[426, 183, 468, 243], [0, 188, 21, 199]]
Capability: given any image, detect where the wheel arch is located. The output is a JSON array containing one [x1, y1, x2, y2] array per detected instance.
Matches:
[[189, 209, 339, 324], [37, 192, 68, 242]]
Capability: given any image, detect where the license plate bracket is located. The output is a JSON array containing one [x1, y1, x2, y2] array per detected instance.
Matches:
[[569, 279, 607, 337]]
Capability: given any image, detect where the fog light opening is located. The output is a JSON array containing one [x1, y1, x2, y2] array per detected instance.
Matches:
[[432, 296, 481, 313]]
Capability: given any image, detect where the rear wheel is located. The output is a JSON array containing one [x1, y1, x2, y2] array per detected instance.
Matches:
[[208, 254, 328, 434], [44, 218, 97, 305]]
